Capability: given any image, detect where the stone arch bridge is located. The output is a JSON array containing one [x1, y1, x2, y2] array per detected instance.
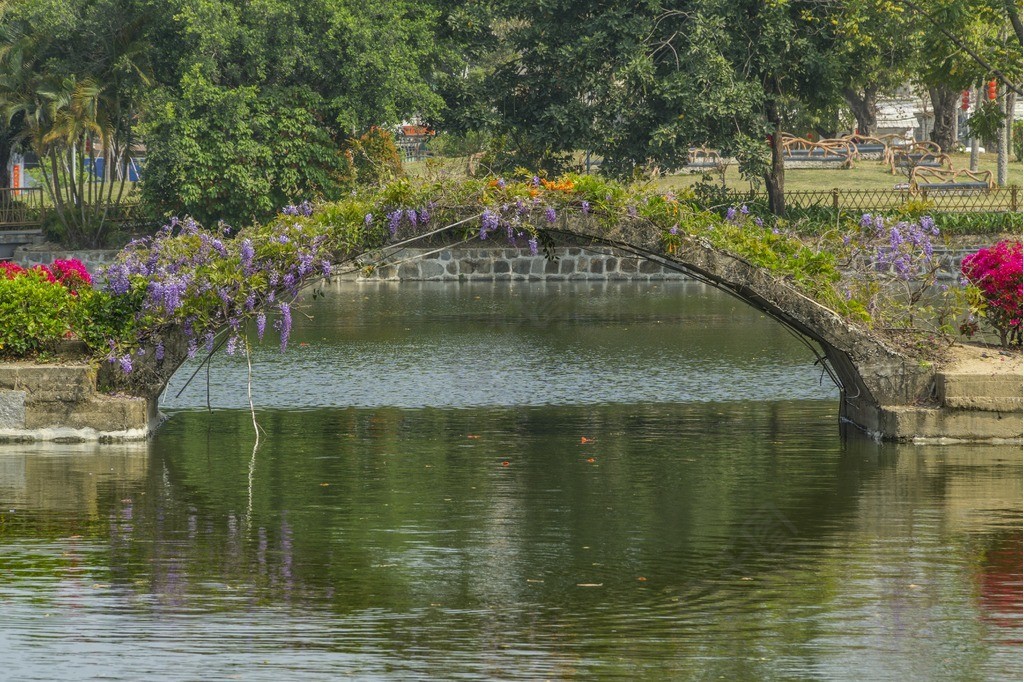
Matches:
[[95, 214, 992, 443]]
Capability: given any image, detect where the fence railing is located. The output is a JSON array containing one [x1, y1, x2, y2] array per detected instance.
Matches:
[[0, 187, 150, 231], [728, 186, 1021, 214], [0, 187, 45, 229]]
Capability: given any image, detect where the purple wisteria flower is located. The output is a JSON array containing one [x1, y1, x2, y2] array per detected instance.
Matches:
[[545, 207, 557, 223], [278, 302, 292, 352], [256, 313, 267, 341], [119, 355, 133, 374], [387, 210, 402, 237], [740, 205, 749, 215], [364, 213, 373, 227], [480, 210, 500, 239], [155, 342, 165, 361], [240, 239, 255, 272], [282, 201, 313, 217], [726, 206, 737, 221], [528, 237, 539, 255], [581, 200, 590, 215], [406, 209, 418, 228], [669, 225, 678, 235]]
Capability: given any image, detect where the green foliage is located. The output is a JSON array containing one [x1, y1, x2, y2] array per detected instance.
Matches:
[[348, 127, 403, 186], [0, 0, 151, 247], [73, 285, 146, 355], [141, 72, 355, 228], [1014, 120, 1023, 162], [0, 270, 73, 357], [932, 212, 1023, 235], [0, 262, 143, 359], [965, 100, 1006, 141]]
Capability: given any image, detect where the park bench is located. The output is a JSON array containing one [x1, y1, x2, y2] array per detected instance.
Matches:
[[685, 146, 726, 173], [910, 167, 994, 192], [891, 149, 953, 174], [889, 141, 944, 174], [781, 136, 853, 168], [842, 135, 891, 162]]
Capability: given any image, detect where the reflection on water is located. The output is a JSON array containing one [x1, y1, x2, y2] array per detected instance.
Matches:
[[0, 282, 1019, 680]]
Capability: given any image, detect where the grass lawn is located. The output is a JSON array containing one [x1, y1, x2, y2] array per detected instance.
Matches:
[[657, 152, 1022, 193], [407, 152, 1022, 194]]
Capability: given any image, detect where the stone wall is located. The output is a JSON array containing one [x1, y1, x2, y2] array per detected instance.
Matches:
[[12, 244, 120, 271], [9, 243, 988, 283], [0, 363, 153, 442], [336, 246, 690, 282]]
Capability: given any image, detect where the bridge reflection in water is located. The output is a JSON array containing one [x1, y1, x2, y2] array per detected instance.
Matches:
[[1, 282, 1017, 679]]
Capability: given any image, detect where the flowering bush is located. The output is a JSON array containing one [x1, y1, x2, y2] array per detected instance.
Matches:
[[960, 241, 1023, 346], [834, 213, 952, 335], [0, 258, 112, 357], [98, 215, 335, 371]]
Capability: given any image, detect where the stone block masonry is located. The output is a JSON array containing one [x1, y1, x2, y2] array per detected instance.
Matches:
[[335, 246, 690, 282], [0, 363, 153, 442]]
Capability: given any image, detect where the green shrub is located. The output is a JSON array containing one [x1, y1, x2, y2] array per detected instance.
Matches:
[[0, 270, 74, 357], [349, 127, 403, 185], [1013, 120, 1022, 163]]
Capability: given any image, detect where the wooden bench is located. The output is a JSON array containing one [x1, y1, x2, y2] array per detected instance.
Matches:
[[685, 146, 726, 172], [911, 167, 994, 192], [781, 136, 853, 168], [843, 135, 892, 162], [890, 142, 944, 174], [891, 149, 953, 173]]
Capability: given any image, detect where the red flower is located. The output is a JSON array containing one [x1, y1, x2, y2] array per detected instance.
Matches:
[[1, 261, 25, 279], [962, 240, 1023, 345], [50, 258, 93, 293]]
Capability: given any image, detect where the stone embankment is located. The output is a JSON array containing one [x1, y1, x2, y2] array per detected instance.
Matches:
[[0, 363, 152, 442], [335, 246, 688, 282], [11, 243, 985, 283], [858, 344, 1022, 442]]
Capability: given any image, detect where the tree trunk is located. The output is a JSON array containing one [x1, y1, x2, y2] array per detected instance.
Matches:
[[997, 86, 1013, 186], [929, 85, 959, 152], [844, 86, 879, 136], [970, 86, 981, 170], [763, 104, 785, 216]]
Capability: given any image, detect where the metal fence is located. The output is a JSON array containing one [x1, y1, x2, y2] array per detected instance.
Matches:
[[730, 186, 1021, 214]]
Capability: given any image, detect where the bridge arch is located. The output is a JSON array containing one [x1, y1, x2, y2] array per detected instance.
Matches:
[[103, 216, 934, 439]]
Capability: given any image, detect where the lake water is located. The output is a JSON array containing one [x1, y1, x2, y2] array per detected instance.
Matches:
[[1, 281, 1020, 680]]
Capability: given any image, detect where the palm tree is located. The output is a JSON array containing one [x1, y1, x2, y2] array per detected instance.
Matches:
[[0, 0, 151, 247]]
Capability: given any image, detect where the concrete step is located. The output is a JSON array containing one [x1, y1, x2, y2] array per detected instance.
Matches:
[[877, 404, 1022, 442], [936, 371, 1023, 411], [934, 346, 1022, 413]]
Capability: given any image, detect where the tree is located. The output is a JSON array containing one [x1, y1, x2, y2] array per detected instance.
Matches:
[[138, 0, 449, 223], [0, 0, 150, 245], [141, 72, 359, 228], [911, 0, 1020, 152], [828, 1, 916, 136]]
